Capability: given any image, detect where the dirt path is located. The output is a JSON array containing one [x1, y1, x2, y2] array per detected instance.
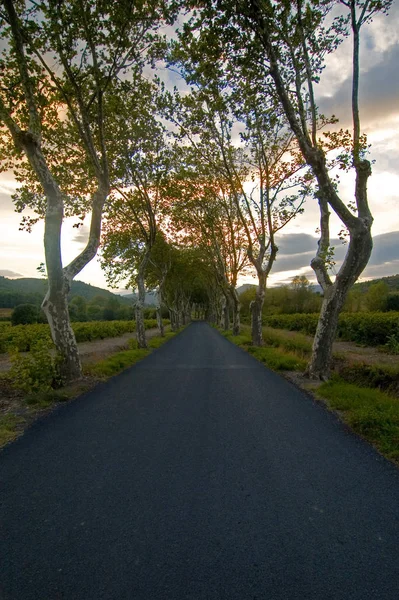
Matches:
[[0, 327, 164, 373]]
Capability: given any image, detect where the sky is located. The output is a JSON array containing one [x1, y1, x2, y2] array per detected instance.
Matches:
[[0, 4, 398, 293]]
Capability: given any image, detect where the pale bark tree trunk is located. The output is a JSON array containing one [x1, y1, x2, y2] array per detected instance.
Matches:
[[307, 287, 345, 380], [135, 255, 150, 349], [42, 281, 81, 381], [169, 308, 180, 331], [156, 307, 165, 337], [250, 272, 266, 346], [242, 1, 374, 378], [307, 216, 372, 379], [0, 0, 110, 383], [19, 138, 109, 382]]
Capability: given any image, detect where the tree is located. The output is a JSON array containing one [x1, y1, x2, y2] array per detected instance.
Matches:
[[164, 64, 308, 342], [11, 303, 38, 325], [0, 0, 176, 381], [100, 85, 173, 348], [69, 296, 87, 322], [365, 281, 389, 312], [168, 150, 250, 333], [161, 246, 216, 327], [219, 0, 392, 377]]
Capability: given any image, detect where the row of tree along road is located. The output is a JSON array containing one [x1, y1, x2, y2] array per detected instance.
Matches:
[[0, 0, 393, 383]]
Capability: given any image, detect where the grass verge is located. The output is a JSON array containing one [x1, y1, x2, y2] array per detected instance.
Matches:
[[0, 413, 25, 447], [222, 324, 399, 465], [222, 326, 307, 371], [83, 330, 177, 379], [317, 380, 399, 462]]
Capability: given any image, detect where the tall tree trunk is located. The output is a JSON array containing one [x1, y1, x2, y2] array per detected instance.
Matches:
[[156, 287, 165, 337], [21, 137, 109, 383], [307, 224, 373, 380], [306, 286, 345, 381], [229, 286, 241, 335], [135, 256, 149, 349], [250, 273, 266, 346], [42, 284, 81, 382], [223, 297, 230, 331], [156, 307, 164, 337], [169, 310, 176, 331]]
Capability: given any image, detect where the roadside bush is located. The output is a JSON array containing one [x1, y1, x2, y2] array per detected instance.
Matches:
[[0, 323, 51, 353], [11, 304, 39, 326], [338, 313, 399, 346], [0, 318, 168, 353], [9, 339, 61, 394], [263, 313, 319, 335], [72, 320, 136, 342], [318, 380, 399, 461], [337, 363, 399, 398], [386, 333, 399, 355], [143, 307, 157, 319], [248, 345, 307, 371], [263, 312, 399, 347]]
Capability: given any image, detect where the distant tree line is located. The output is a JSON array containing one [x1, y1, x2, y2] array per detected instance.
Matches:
[[239, 277, 399, 322]]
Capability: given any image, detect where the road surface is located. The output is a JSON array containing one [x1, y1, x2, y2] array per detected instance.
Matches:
[[1, 322, 399, 599]]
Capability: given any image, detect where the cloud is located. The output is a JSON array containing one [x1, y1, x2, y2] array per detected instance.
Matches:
[[0, 191, 16, 215], [270, 231, 399, 282], [319, 43, 399, 127], [368, 231, 399, 266], [276, 233, 318, 255], [71, 225, 89, 245], [0, 269, 23, 278]]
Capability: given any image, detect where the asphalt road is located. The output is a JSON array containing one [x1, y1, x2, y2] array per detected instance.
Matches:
[[1, 322, 399, 599]]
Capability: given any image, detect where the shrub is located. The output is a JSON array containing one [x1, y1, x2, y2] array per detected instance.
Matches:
[[317, 380, 399, 461], [9, 339, 61, 394], [263, 312, 399, 347], [263, 313, 319, 335], [337, 363, 399, 397], [248, 346, 307, 371], [386, 333, 399, 355], [11, 304, 39, 326], [0, 318, 168, 354]]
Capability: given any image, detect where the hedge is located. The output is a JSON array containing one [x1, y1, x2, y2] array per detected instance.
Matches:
[[0, 319, 167, 353], [263, 312, 399, 346]]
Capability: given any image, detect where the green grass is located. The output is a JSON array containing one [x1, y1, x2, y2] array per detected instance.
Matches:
[[317, 380, 399, 461], [222, 330, 252, 347], [248, 346, 308, 371], [223, 324, 399, 465], [262, 327, 313, 356], [0, 413, 25, 446], [0, 330, 180, 448], [222, 326, 307, 371], [84, 330, 177, 379], [84, 348, 150, 378]]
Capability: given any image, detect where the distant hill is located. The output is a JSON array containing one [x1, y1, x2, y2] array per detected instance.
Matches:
[[0, 276, 132, 308], [355, 274, 399, 292], [122, 290, 159, 306], [236, 284, 256, 296]]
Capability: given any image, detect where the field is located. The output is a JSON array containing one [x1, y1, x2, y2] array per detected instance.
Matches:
[[0, 319, 162, 353], [263, 311, 399, 348]]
